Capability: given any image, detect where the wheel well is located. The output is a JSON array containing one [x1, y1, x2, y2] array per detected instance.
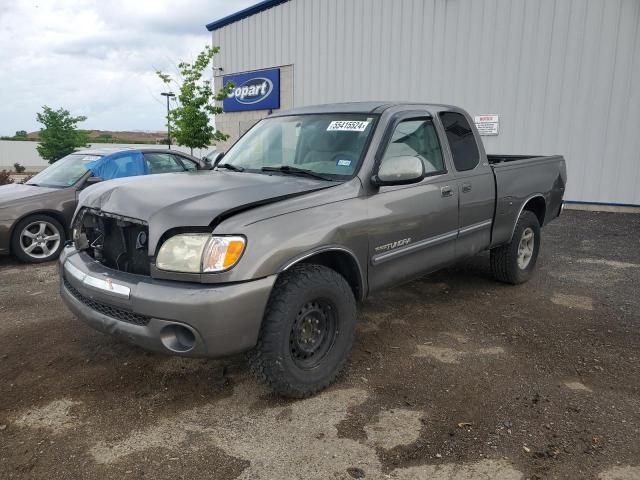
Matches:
[[9, 211, 68, 253], [296, 250, 363, 301], [523, 196, 546, 226]]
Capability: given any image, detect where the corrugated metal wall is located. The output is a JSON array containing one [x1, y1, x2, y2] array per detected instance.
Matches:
[[212, 0, 640, 205]]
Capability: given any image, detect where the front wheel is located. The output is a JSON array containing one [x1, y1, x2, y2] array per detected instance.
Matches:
[[11, 214, 66, 263], [248, 264, 357, 398], [490, 210, 541, 285]]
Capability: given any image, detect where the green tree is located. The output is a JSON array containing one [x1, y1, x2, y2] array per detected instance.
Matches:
[[36, 106, 89, 163], [14, 130, 28, 139], [156, 46, 233, 154]]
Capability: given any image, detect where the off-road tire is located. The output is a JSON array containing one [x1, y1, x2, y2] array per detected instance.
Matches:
[[247, 264, 357, 398], [11, 214, 66, 264], [490, 210, 541, 285]]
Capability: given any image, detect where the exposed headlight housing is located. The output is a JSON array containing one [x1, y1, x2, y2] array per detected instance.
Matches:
[[156, 234, 246, 273]]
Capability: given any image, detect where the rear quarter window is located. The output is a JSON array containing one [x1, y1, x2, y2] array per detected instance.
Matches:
[[439, 112, 480, 172]]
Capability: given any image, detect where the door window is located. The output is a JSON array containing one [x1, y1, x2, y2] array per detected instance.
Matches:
[[438, 112, 480, 171], [176, 156, 198, 171], [144, 153, 185, 174], [381, 118, 445, 175]]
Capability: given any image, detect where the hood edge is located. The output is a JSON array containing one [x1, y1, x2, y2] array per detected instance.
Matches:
[[210, 185, 335, 230]]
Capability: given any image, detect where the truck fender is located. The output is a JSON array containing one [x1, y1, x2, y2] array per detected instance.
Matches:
[[509, 194, 546, 241], [278, 246, 366, 301]]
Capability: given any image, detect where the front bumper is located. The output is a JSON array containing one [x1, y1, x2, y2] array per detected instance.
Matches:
[[0, 218, 13, 255], [59, 246, 276, 357]]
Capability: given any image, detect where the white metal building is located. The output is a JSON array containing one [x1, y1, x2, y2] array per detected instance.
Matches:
[[208, 0, 640, 207]]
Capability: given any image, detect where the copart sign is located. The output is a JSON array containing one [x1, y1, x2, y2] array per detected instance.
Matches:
[[223, 68, 280, 112]]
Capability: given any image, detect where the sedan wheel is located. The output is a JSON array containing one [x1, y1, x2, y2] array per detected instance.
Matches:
[[20, 221, 61, 259], [11, 214, 66, 263]]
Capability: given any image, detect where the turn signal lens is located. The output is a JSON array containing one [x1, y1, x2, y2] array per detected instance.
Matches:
[[202, 236, 246, 272]]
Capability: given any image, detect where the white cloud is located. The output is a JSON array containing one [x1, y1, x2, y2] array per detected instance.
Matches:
[[0, 0, 255, 135]]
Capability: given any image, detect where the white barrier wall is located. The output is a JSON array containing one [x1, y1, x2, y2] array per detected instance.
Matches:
[[0, 140, 215, 172]]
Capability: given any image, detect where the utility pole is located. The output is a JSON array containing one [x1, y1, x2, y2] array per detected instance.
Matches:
[[160, 92, 175, 149]]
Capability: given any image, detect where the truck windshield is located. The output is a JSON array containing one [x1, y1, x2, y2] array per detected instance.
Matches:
[[26, 153, 100, 188], [221, 114, 376, 180]]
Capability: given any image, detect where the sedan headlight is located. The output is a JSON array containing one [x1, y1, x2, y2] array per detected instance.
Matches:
[[156, 234, 246, 273]]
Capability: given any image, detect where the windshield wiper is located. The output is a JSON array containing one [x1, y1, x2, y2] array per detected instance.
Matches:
[[217, 163, 244, 172], [261, 165, 333, 181]]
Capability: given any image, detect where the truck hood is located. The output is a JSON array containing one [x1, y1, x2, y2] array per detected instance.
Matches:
[[78, 170, 334, 252]]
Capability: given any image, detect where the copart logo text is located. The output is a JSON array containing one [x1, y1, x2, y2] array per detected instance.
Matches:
[[227, 78, 273, 104]]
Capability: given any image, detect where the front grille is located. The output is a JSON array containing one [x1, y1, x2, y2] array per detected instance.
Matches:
[[75, 209, 151, 276], [63, 278, 150, 326]]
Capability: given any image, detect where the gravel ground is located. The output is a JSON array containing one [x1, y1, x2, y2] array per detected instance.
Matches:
[[1, 210, 639, 480]]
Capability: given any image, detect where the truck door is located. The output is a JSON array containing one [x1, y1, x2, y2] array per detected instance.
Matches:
[[438, 111, 495, 258], [368, 114, 459, 292]]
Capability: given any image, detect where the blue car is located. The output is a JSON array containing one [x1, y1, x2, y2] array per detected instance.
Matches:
[[0, 147, 208, 263]]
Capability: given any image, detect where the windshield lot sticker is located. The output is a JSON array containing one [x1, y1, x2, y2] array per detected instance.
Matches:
[[337, 159, 352, 167], [327, 121, 370, 132]]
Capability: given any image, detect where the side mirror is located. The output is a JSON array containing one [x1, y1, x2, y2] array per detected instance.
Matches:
[[210, 152, 225, 168], [372, 155, 425, 186], [203, 152, 224, 169], [82, 176, 103, 189]]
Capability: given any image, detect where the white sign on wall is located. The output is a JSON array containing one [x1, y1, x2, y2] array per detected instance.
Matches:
[[474, 114, 500, 136]]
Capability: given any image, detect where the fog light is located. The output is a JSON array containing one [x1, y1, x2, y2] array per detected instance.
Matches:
[[160, 324, 196, 353]]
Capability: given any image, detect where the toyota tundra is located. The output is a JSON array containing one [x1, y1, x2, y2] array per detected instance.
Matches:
[[59, 102, 567, 398]]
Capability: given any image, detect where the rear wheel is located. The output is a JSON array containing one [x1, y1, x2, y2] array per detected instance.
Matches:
[[490, 210, 541, 284], [11, 214, 65, 263], [248, 264, 357, 398]]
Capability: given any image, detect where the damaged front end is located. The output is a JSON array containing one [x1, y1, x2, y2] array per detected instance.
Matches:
[[72, 208, 151, 275]]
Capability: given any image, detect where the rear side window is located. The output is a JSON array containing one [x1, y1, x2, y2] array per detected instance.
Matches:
[[176, 155, 198, 172], [144, 153, 185, 174], [439, 112, 479, 171]]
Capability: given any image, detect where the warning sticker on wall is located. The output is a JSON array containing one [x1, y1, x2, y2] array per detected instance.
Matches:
[[474, 115, 500, 136]]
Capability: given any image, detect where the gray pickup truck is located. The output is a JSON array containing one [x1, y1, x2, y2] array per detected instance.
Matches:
[[59, 102, 566, 397]]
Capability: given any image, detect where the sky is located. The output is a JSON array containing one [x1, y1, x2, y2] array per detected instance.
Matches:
[[0, 0, 255, 136]]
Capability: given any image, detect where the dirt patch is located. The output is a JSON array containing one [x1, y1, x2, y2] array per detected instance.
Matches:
[[598, 465, 640, 480], [364, 409, 423, 449], [414, 343, 505, 364], [91, 383, 382, 478], [414, 345, 465, 364], [389, 459, 523, 479], [551, 293, 594, 310], [564, 381, 592, 392], [1, 210, 640, 479], [577, 258, 639, 269], [15, 399, 82, 434]]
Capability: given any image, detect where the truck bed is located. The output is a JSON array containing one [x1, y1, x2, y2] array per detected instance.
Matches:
[[488, 154, 567, 248], [488, 154, 547, 164]]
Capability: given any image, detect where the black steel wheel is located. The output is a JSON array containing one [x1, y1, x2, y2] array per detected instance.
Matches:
[[248, 264, 357, 398], [289, 299, 338, 370]]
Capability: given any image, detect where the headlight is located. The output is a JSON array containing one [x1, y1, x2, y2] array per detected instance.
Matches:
[[156, 234, 246, 273]]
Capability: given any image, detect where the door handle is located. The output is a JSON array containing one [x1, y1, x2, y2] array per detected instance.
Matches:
[[462, 182, 472, 193], [441, 185, 454, 197]]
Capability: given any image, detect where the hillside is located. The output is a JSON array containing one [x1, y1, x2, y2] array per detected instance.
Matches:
[[20, 130, 167, 144]]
